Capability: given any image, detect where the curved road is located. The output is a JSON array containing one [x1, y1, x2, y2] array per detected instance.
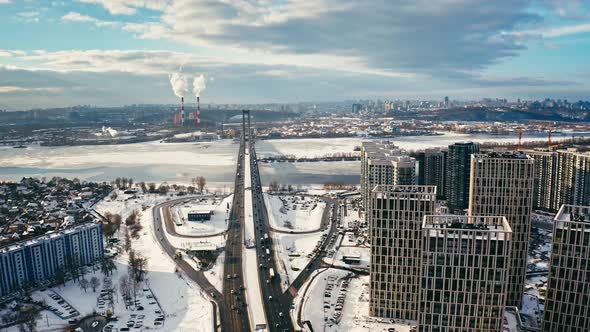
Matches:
[[153, 200, 225, 331], [161, 200, 229, 238], [264, 193, 335, 235]]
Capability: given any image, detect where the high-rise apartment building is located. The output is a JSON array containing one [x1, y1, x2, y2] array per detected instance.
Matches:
[[361, 141, 417, 210], [524, 149, 558, 211], [468, 151, 534, 307], [555, 149, 590, 210], [369, 185, 437, 320], [445, 142, 480, 212], [419, 215, 512, 332], [416, 148, 447, 200], [0, 222, 104, 297], [543, 204, 590, 332]]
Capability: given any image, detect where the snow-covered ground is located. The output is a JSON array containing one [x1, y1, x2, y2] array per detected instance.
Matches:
[[97, 191, 215, 332], [264, 194, 325, 232], [301, 269, 413, 332], [273, 232, 325, 290], [342, 204, 363, 230], [171, 196, 232, 236], [331, 246, 370, 271], [204, 251, 225, 293]]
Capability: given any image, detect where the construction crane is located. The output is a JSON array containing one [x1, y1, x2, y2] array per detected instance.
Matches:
[[548, 127, 553, 149], [518, 127, 524, 150]]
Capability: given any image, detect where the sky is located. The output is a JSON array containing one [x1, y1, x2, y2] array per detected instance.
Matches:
[[0, 0, 590, 110]]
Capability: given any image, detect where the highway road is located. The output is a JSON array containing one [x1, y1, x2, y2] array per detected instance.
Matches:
[[153, 112, 341, 332], [221, 137, 252, 332], [247, 140, 295, 332], [152, 135, 250, 332]]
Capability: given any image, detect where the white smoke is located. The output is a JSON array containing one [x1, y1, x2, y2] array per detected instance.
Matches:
[[169, 71, 188, 98], [193, 74, 207, 98], [96, 126, 118, 137]]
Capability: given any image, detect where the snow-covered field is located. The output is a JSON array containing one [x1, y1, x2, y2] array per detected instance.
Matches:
[[301, 269, 413, 332], [273, 232, 325, 290], [264, 194, 325, 232], [204, 252, 225, 293], [97, 191, 214, 332], [171, 195, 232, 236]]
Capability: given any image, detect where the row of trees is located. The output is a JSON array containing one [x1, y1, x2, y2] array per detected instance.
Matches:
[[268, 181, 304, 193], [112, 177, 134, 189]]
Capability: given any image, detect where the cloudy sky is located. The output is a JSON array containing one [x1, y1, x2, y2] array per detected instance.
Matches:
[[0, 0, 589, 109]]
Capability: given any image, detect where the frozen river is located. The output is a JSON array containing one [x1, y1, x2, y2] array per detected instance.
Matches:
[[0, 132, 582, 187]]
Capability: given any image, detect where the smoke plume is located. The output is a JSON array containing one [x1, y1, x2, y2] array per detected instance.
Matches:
[[169, 71, 188, 98], [193, 74, 207, 98]]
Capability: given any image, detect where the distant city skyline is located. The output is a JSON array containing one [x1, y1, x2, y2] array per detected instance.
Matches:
[[1, 0, 590, 109]]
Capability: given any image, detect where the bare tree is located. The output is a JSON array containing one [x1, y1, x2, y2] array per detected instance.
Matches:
[[128, 250, 149, 282], [196, 176, 207, 192], [90, 276, 101, 292], [16, 306, 40, 332], [119, 275, 131, 309], [79, 278, 89, 292]]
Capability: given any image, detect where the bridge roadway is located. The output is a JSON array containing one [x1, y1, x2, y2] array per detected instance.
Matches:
[[247, 140, 295, 332], [221, 136, 252, 332], [152, 135, 251, 332]]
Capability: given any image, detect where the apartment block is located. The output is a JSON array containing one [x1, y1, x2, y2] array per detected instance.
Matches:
[[468, 151, 534, 307], [445, 142, 479, 212], [523, 149, 558, 211], [543, 205, 590, 332], [361, 141, 417, 210], [419, 215, 512, 332], [369, 185, 437, 320], [416, 148, 447, 200], [0, 222, 104, 297]]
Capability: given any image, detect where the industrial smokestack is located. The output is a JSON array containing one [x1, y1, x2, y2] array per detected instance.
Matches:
[[197, 96, 200, 124], [181, 96, 185, 126], [169, 70, 188, 127], [193, 75, 206, 125]]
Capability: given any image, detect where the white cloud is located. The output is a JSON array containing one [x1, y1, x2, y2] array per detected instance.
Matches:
[[0, 86, 62, 93], [61, 12, 118, 27], [17, 11, 40, 22], [0, 0, 11, 4], [543, 23, 590, 37], [76, 0, 168, 15]]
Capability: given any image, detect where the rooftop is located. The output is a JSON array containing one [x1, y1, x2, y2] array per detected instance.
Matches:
[[373, 185, 437, 195], [473, 151, 532, 160], [423, 215, 512, 241], [554, 204, 590, 230], [0, 222, 101, 253]]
